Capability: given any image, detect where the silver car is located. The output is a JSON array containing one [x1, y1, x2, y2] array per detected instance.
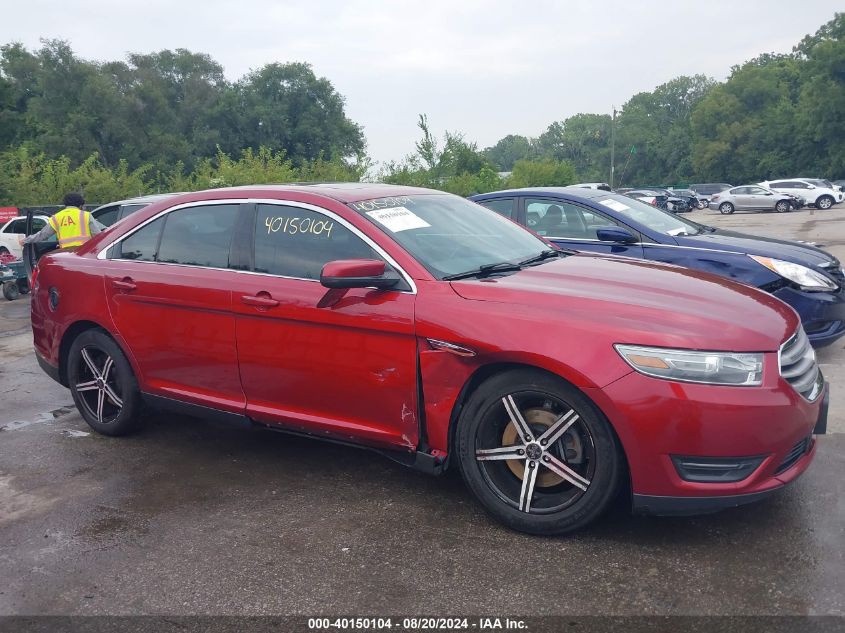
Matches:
[[707, 185, 795, 215]]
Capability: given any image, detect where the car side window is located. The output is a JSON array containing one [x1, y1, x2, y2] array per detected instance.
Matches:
[[791, 182, 809, 189], [525, 199, 619, 239], [118, 217, 165, 262], [478, 198, 515, 219], [156, 204, 239, 268], [4, 219, 27, 233], [750, 187, 768, 195], [769, 182, 789, 188], [254, 204, 381, 280], [94, 205, 120, 227]]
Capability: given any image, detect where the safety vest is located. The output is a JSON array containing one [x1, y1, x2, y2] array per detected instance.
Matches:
[[48, 206, 92, 248]]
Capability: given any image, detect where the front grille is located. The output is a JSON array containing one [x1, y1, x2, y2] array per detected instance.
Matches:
[[775, 436, 812, 475], [779, 328, 823, 401]]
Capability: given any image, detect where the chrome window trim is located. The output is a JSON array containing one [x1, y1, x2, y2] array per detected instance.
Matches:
[[95, 197, 418, 294]]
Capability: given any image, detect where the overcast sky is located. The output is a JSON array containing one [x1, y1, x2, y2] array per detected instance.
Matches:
[[2, 1, 841, 165]]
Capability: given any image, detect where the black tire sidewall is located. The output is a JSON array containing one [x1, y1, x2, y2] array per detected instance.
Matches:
[[3, 282, 19, 301], [68, 329, 141, 436], [456, 369, 622, 535]]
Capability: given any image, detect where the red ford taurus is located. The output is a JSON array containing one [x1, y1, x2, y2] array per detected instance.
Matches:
[[29, 184, 828, 534]]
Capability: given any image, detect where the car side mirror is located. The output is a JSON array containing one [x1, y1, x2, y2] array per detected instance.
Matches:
[[320, 259, 399, 290], [596, 226, 638, 244]]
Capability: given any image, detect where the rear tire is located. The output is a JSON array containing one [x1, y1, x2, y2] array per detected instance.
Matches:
[[3, 281, 19, 301], [816, 195, 834, 210], [456, 369, 622, 535], [719, 202, 734, 214], [68, 329, 142, 436]]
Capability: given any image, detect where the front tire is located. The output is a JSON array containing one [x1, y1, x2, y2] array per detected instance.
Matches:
[[816, 195, 834, 210], [719, 202, 734, 214], [68, 329, 141, 436], [456, 369, 622, 535], [775, 200, 790, 213]]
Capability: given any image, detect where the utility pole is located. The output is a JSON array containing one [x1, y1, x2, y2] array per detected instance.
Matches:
[[610, 106, 617, 189]]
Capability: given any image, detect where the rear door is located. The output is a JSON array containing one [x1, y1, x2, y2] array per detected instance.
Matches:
[[100, 202, 247, 413], [522, 197, 644, 257], [231, 201, 419, 450]]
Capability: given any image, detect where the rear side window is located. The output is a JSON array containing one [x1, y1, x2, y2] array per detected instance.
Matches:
[[254, 204, 380, 280], [116, 204, 239, 267], [769, 181, 791, 188], [118, 217, 165, 261], [157, 205, 239, 268], [477, 198, 515, 219], [119, 204, 146, 220], [3, 219, 27, 233]]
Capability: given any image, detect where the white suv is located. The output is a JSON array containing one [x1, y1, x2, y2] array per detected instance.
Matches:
[[759, 179, 844, 210], [0, 215, 51, 258]]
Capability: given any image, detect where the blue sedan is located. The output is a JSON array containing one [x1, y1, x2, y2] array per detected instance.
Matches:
[[470, 187, 845, 348]]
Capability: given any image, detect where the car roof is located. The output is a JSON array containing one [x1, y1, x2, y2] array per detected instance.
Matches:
[[473, 186, 616, 201], [91, 193, 185, 212], [209, 182, 438, 203]]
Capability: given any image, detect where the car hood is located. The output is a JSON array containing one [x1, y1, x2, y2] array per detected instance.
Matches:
[[675, 229, 838, 267], [449, 254, 798, 352]]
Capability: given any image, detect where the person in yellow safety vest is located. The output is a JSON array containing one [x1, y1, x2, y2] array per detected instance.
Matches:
[[20, 192, 105, 249]]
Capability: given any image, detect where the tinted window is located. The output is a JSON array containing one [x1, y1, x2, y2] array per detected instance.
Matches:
[[731, 187, 750, 194], [119, 217, 164, 261], [156, 204, 239, 268], [254, 204, 379, 280], [93, 205, 120, 227], [4, 219, 26, 233], [478, 198, 515, 219], [525, 199, 619, 239], [119, 204, 146, 220], [769, 181, 791, 188]]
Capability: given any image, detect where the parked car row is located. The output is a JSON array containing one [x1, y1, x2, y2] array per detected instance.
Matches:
[[19, 182, 837, 536]]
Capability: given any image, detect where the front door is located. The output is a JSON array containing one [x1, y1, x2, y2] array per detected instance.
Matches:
[[101, 202, 246, 413], [232, 202, 419, 450], [523, 198, 644, 257]]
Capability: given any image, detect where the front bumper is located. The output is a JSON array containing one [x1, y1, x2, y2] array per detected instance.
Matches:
[[586, 367, 825, 511], [773, 286, 845, 348]]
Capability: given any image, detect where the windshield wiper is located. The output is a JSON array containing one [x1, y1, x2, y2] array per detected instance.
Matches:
[[443, 261, 523, 281], [518, 249, 563, 267]]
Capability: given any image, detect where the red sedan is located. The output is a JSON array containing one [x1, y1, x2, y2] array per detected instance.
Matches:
[[29, 184, 827, 534]]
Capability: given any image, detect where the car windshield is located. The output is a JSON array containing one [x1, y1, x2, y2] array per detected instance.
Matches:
[[594, 193, 704, 236], [349, 194, 555, 279]]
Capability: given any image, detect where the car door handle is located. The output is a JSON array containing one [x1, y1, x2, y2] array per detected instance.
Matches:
[[241, 293, 280, 308], [112, 277, 136, 292]]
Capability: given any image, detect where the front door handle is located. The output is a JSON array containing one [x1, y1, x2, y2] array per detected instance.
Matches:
[[241, 293, 280, 308], [112, 277, 136, 292]]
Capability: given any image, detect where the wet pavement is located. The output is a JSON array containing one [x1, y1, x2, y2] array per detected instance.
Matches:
[[1, 206, 844, 616]]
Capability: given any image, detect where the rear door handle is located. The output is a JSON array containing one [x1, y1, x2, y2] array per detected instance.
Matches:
[[241, 293, 280, 308], [112, 277, 136, 292]]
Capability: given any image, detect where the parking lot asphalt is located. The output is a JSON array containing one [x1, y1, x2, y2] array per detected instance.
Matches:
[[1, 205, 844, 617]]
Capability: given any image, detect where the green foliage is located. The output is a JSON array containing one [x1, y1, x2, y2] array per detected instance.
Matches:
[[0, 145, 368, 206], [0, 42, 364, 173], [508, 158, 576, 188], [381, 115, 504, 196]]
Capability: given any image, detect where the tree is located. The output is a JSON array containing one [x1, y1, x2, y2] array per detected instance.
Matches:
[[508, 159, 576, 188], [237, 62, 365, 163], [484, 134, 535, 170]]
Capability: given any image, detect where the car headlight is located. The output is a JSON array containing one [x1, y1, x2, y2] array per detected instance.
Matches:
[[749, 255, 838, 291], [614, 345, 763, 386]]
